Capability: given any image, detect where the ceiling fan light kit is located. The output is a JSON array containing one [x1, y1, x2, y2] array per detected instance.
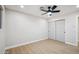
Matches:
[[48, 12, 52, 16]]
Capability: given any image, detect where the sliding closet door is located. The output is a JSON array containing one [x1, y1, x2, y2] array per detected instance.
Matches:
[[55, 20, 65, 42]]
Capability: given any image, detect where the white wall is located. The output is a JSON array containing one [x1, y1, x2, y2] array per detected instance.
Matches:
[[48, 11, 79, 46], [0, 6, 5, 53], [5, 9, 48, 48]]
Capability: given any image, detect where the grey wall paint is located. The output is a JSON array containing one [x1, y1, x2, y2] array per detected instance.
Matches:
[[5, 9, 48, 48]]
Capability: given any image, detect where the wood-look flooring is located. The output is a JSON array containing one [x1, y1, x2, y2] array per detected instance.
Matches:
[[5, 39, 79, 54]]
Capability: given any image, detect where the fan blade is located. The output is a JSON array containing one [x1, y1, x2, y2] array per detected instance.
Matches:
[[40, 7, 48, 12], [52, 5, 57, 10], [41, 9, 48, 12], [42, 13, 48, 15], [40, 7, 44, 10], [52, 10, 60, 13]]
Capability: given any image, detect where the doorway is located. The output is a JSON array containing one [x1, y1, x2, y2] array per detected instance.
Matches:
[[0, 5, 2, 29], [48, 22, 55, 39]]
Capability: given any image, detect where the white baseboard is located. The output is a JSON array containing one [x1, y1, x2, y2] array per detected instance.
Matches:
[[5, 37, 48, 50], [65, 41, 78, 46]]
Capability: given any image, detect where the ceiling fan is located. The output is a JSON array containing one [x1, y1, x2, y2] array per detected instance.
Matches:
[[40, 5, 60, 16]]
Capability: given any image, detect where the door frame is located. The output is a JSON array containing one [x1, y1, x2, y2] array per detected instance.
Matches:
[[76, 15, 79, 46], [55, 19, 65, 42]]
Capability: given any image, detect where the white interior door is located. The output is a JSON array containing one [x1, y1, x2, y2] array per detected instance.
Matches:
[[55, 20, 65, 42], [48, 22, 55, 39]]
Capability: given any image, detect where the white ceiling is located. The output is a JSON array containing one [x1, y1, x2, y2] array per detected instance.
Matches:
[[5, 5, 79, 19]]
